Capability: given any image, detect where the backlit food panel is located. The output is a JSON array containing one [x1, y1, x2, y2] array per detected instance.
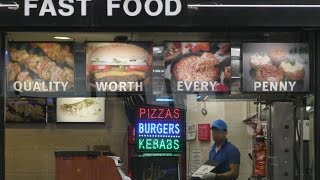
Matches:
[[242, 43, 309, 92], [57, 98, 105, 123], [86, 42, 153, 92], [7, 42, 75, 92], [164, 42, 231, 93]]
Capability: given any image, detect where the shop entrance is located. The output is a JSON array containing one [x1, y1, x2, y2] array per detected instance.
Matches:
[[185, 94, 313, 180]]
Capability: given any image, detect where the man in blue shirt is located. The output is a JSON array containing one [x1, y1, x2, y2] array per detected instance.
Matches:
[[202, 119, 240, 180]]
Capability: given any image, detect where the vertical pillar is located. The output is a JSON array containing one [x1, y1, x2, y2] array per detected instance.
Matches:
[[0, 32, 5, 180]]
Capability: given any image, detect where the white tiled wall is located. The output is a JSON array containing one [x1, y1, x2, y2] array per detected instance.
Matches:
[[186, 95, 255, 180], [5, 97, 129, 180]]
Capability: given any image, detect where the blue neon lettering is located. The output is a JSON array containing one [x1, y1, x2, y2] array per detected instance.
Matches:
[[163, 123, 168, 134], [137, 122, 181, 136], [145, 123, 150, 134], [157, 123, 162, 134], [169, 124, 174, 134], [175, 124, 180, 134], [139, 123, 144, 133], [151, 123, 156, 134]]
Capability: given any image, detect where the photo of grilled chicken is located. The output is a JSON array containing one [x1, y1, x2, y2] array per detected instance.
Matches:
[[31, 43, 74, 68], [8, 62, 21, 82], [6, 98, 46, 123], [7, 42, 75, 91]]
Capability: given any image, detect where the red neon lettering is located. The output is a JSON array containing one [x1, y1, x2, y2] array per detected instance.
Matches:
[[173, 109, 180, 119], [150, 108, 157, 118], [158, 108, 165, 119], [165, 109, 173, 119], [139, 108, 146, 119], [139, 107, 181, 120]]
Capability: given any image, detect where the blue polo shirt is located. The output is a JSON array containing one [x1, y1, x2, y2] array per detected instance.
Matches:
[[209, 139, 240, 174]]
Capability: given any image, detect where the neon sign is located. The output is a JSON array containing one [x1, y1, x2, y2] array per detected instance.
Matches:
[[137, 138, 181, 151], [136, 106, 183, 153], [138, 107, 180, 119], [138, 122, 181, 135]]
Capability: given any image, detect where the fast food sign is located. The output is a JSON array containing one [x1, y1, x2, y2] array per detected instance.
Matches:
[[242, 43, 309, 92], [7, 42, 75, 93], [86, 42, 153, 92], [24, 0, 182, 17], [164, 42, 231, 93], [135, 106, 184, 153]]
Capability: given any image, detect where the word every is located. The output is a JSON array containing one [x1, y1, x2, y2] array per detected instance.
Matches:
[[139, 107, 180, 119], [13, 81, 69, 92], [138, 138, 180, 151], [253, 81, 297, 91], [177, 81, 218, 91]]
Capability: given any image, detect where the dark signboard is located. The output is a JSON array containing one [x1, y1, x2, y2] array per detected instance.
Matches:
[[1, 0, 320, 28]]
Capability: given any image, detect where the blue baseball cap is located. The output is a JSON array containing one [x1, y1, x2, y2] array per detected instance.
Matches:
[[211, 119, 227, 131]]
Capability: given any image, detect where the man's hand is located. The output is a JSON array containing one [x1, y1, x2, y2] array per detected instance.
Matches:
[[201, 172, 216, 180]]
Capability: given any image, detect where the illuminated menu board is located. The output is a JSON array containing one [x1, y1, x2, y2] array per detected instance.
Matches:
[[135, 106, 184, 153]]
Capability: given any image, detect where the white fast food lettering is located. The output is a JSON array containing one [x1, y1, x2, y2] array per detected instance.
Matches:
[[24, 0, 181, 16], [253, 81, 296, 91], [13, 81, 69, 92], [24, 0, 91, 16], [107, 0, 182, 16]]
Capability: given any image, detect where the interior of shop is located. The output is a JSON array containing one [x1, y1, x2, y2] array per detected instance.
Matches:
[[3, 31, 315, 180]]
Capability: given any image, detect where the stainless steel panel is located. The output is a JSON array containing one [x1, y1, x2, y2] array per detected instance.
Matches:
[[271, 102, 294, 180]]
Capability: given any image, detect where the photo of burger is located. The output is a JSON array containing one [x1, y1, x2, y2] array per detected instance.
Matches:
[[86, 42, 153, 92]]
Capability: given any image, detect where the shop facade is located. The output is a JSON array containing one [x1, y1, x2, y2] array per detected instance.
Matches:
[[0, 1, 319, 180]]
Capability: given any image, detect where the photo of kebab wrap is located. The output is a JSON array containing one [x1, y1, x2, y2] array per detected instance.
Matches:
[[86, 43, 152, 90], [57, 98, 105, 122], [7, 42, 74, 92]]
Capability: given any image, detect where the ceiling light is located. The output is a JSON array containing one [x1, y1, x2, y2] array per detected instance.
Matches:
[[53, 36, 73, 40]]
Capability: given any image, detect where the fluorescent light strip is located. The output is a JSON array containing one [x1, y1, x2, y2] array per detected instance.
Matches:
[[188, 4, 320, 8], [54, 36, 73, 40]]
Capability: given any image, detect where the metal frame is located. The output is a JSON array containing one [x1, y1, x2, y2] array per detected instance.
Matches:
[[314, 33, 320, 180], [0, 33, 5, 180]]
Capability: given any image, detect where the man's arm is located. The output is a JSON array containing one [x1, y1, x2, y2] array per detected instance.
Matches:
[[215, 164, 239, 180]]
